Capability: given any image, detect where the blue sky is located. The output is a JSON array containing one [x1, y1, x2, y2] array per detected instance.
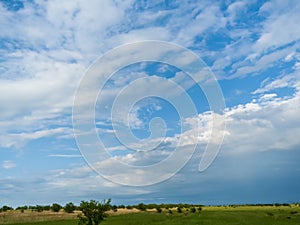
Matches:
[[0, 0, 300, 207]]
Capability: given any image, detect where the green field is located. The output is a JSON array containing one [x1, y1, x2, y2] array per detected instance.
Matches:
[[2, 206, 300, 225]]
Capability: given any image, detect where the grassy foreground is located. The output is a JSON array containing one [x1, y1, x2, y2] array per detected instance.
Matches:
[[2, 206, 300, 225]]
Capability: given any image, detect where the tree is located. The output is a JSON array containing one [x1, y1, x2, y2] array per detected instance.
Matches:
[[190, 207, 196, 213], [112, 205, 118, 212], [64, 202, 76, 213], [51, 203, 62, 212], [1, 205, 13, 212], [78, 199, 111, 225], [136, 203, 147, 211], [198, 206, 202, 213], [177, 207, 182, 213], [36, 205, 44, 212], [156, 207, 162, 213]]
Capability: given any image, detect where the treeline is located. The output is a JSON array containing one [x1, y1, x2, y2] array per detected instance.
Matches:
[[0, 202, 77, 213], [128, 203, 204, 211], [1, 202, 299, 214], [216, 203, 297, 207], [0, 203, 204, 213]]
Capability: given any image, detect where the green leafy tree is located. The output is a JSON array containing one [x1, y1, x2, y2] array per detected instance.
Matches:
[[1, 205, 13, 212], [51, 203, 62, 212], [177, 207, 182, 213], [112, 205, 118, 212], [190, 207, 196, 213], [78, 199, 111, 225], [64, 202, 76, 213], [43, 205, 51, 211], [198, 206, 202, 213], [36, 205, 43, 212], [136, 203, 147, 211]]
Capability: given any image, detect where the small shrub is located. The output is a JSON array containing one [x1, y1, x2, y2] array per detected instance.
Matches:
[[112, 205, 118, 212], [190, 207, 196, 213], [64, 202, 75, 213], [118, 205, 125, 209], [156, 207, 162, 213], [177, 207, 182, 213], [51, 203, 62, 212], [137, 203, 147, 211]]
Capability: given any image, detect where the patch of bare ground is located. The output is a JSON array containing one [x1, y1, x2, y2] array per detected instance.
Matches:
[[107, 208, 141, 215]]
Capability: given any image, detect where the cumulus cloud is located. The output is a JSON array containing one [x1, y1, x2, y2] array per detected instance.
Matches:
[[223, 76, 300, 154], [1, 0, 299, 205]]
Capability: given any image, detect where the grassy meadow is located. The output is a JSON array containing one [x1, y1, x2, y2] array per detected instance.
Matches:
[[1, 205, 300, 225]]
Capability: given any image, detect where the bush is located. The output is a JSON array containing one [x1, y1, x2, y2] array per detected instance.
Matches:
[[112, 205, 118, 212], [51, 203, 62, 212], [64, 202, 76, 213], [118, 205, 125, 209], [190, 207, 196, 213], [156, 207, 162, 213], [36, 205, 43, 212], [137, 203, 147, 211], [1, 205, 13, 212], [177, 207, 182, 213], [43, 205, 51, 211]]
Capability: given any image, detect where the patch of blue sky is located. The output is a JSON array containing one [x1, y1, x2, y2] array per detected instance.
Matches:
[[202, 30, 234, 51], [219, 75, 267, 107], [1, 0, 24, 11], [18, 137, 82, 172], [143, 62, 180, 78], [133, 0, 178, 11], [185, 83, 210, 113], [0, 39, 21, 52]]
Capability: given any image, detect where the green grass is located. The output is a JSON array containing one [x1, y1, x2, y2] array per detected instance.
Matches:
[[102, 209, 300, 225], [4, 207, 300, 225]]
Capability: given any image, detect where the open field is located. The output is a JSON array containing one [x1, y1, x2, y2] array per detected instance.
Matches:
[[1, 205, 300, 225], [0, 210, 78, 224]]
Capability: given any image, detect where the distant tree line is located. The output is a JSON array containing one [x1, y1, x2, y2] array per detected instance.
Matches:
[[1, 202, 299, 214], [1, 201, 300, 225], [0, 202, 79, 213]]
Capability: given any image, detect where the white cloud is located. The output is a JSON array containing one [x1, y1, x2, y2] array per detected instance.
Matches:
[[0, 127, 72, 149], [175, 4, 226, 46], [226, 1, 248, 26], [255, 0, 300, 52], [0, 0, 299, 205], [2, 160, 16, 169], [223, 78, 300, 154], [252, 74, 296, 94]]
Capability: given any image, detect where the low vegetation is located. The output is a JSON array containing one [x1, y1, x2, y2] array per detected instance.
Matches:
[[1, 202, 299, 225]]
